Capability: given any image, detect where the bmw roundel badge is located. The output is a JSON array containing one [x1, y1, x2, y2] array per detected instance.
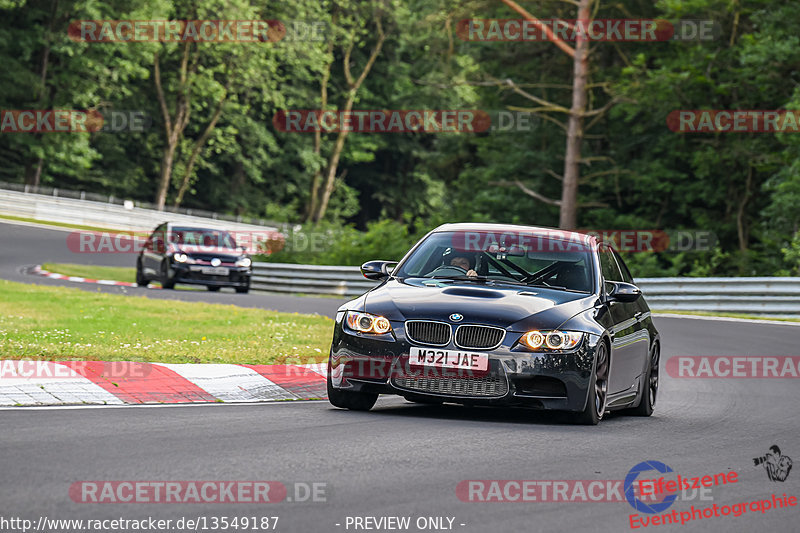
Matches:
[[449, 313, 463, 322]]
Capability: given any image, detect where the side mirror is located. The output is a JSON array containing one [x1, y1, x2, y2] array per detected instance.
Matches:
[[607, 281, 642, 303], [360, 260, 398, 281]]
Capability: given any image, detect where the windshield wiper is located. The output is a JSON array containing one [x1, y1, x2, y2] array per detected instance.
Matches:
[[429, 276, 535, 288], [525, 282, 588, 293], [430, 275, 492, 282]]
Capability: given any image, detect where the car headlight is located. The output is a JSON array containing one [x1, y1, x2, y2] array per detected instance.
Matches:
[[345, 311, 393, 334], [521, 330, 584, 351], [236, 257, 252, 268], [173, 253, 188, 263]]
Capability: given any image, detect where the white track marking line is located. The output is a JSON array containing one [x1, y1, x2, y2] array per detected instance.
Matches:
[[0, 399, 328, 411]]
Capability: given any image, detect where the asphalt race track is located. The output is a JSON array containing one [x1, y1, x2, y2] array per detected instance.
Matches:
[[0, 220, 346, 317], [1, 220, 799, 532]]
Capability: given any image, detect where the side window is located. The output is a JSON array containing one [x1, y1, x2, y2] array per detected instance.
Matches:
[[599, 247, 623, 289], [612, 249, 635, 284]]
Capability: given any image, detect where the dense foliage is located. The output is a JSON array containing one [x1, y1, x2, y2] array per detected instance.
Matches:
[[1, 0, 798, 274]]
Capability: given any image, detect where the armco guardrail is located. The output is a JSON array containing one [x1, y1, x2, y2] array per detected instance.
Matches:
[[251, 264, 800, 316], [0, 185, 281, 234], [634, 277, 800, 316], [251, 263, 376, 297]]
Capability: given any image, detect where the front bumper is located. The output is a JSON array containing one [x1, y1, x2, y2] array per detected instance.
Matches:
[[171, 264, 251, 287], [329, 317, 601, 412]]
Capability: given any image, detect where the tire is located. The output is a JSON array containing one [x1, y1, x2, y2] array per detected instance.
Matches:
[[135, 259, 149, 287], [327, 365, 378, 411], [235, 285, 249, 294], [160, 261, 175, 289], [207, 286, 221, 292], [573, 340, 609, 425], [627, 343, 659, 417]]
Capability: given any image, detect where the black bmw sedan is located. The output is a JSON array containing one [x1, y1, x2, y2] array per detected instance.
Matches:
[[136, 222, 252, 293], [327, 223, 660, 424]]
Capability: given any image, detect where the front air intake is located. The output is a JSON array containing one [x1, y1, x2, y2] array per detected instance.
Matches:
[[405, 320, 451, 346]]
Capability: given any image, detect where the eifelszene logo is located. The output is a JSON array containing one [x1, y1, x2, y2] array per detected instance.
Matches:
[[625, 461, 678, 514], [753, 445, 793, 482]]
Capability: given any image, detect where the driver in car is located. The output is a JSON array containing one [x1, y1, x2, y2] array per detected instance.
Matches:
[[449, 254, 479, 278]]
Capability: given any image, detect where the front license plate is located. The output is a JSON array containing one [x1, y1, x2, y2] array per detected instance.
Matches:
[[409, 347, 488, 371], [201, 267, 229, 275]]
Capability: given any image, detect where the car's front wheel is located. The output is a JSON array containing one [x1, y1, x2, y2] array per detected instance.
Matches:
[[327, 366, 378, 411], [160, 261, 175, 289], [574, 340, 608, 425], [135, 259, 148, 287], [207, 286, 221, 292]]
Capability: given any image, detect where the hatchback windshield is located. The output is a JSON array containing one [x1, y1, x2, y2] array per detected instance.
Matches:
[[169, 227, 238, 249], [394, 230, 595, 293]]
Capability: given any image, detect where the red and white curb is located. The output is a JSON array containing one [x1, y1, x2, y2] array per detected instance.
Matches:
[[0, 361, 327, 406], [31, 265, 142, 288]]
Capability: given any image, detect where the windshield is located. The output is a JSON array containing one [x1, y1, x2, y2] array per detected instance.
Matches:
[[169, 227, 238, 249], [394, 230, 595, 293]]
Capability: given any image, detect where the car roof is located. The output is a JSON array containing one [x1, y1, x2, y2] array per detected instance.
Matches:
[[431, 223, 597, 246]]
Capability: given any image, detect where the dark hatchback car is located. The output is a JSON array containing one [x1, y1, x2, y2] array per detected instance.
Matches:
[[327, 223, 660, 424], [136, 223, 252, 293]]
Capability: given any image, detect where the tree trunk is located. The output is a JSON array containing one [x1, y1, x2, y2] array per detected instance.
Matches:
[[232, 161, 245, 216], [26, 0, 58, 188], [173, 82, 229, 208], [305, 39, 335, 223], [309, 17, 385, 222], [736, 165, 752, 254], [156, 140, 178, 209], [312, 125, 350, 223], [153, 44, 194, 210], [32, 158, 43, 187], [559, 0, 591, 230]]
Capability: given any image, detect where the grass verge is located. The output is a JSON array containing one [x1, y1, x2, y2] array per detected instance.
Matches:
[[0, 279, 333, 364], [42, 262, 135, 283], [653, 309, 800, 323]]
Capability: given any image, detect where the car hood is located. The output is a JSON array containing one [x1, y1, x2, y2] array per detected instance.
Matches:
[[357, 277, 597, 331]]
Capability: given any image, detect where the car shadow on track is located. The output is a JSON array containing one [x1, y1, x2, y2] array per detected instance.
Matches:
[[360, 399, 631, 427]]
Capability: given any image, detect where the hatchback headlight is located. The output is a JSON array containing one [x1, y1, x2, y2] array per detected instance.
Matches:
[[236, 257, 252, 268], [521, 330, 584, 351], [173, 253, 188, 263], [345, 311, 392, 334]]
